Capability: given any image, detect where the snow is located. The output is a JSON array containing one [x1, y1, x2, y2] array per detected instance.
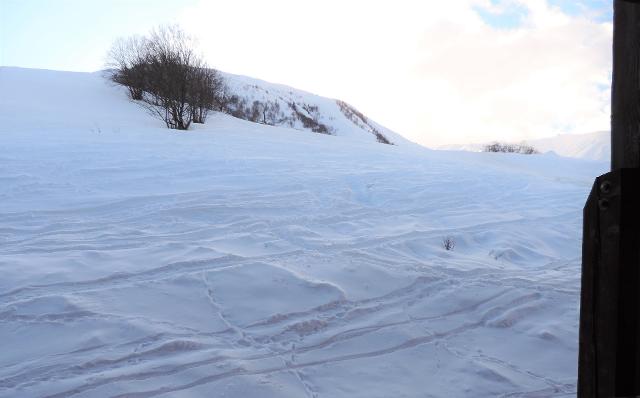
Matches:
[[0, 67, 608, 397]]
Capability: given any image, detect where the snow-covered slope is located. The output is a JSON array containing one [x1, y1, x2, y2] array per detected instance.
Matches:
[[439, 131, 610, 162], [220, 71, 409, 145], [0, 66, 406, 146], [0, 67, 155, 131], [0, 67, 607, 397]]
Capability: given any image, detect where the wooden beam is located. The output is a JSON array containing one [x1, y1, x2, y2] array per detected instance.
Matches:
[[611, 0, 640, 170], [579, 2, 640, 396], [578, 169, 640, 397]]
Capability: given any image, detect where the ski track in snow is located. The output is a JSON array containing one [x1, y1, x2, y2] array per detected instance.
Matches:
[[0, 67, 608, 397]]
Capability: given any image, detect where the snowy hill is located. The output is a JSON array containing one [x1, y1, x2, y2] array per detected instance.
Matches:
[[220, 71, 408, 145], [439, 131, 610, 162], [0, 67, 608, 397], [0, 67, 407, 146]]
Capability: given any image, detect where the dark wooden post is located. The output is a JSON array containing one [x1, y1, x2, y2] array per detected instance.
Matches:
[[611, 0, 640, 170], [578, 1, 640, 397]]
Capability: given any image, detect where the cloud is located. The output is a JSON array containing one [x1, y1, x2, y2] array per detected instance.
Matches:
[[181, 0, 612, 147]]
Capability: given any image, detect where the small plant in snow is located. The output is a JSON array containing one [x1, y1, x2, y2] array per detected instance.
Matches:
[[442, 236, 456, 251]]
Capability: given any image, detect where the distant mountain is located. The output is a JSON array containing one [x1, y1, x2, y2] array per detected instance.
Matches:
[[524, 131, 609, 161], [439, 131, 610, 162]]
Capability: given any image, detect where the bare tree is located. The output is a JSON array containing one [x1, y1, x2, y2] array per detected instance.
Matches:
[[189, 64, 224, 124], [107, 25, 224, 130], [106, 36, 148, 100], [215, 82, 231, 112], [141, 26, 198, 130]]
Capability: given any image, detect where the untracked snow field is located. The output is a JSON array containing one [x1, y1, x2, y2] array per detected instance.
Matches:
[[0, 68, 607, 397]]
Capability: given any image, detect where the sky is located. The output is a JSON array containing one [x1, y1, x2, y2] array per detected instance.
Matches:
[[0, 0, 613, 147]]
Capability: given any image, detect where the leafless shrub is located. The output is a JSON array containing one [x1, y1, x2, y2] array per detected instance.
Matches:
[[483, 142, 539, 154], [215, 82, 231, 112], [442, 236, 456, 251], [337, 100, 394, 145], [288, 102, 330, 134], [190, 66, 224, 124], [107, 25, 224, 130], [372, 127, 392, 144], [106, 36, 148, 100]]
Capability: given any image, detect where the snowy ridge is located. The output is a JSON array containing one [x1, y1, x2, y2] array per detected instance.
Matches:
[[219, 71, 408, 145], [0, 66, 408, 146], [0, 67, 607, 397], [439, 131, 610, 162]]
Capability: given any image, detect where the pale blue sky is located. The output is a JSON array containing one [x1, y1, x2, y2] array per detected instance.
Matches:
[[1, 0, 611, 72], [474, 0, 611, 29], [0, 0, 614, 146], [549, 0, 612, 21], [0, 0, 197, 71]]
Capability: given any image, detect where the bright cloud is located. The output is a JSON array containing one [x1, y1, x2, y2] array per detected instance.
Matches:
[[180, 0, 612, 147]]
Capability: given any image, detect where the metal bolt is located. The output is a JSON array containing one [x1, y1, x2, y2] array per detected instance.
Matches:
[[599, 199, 610, 211], [600, 180, 612, 194]]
